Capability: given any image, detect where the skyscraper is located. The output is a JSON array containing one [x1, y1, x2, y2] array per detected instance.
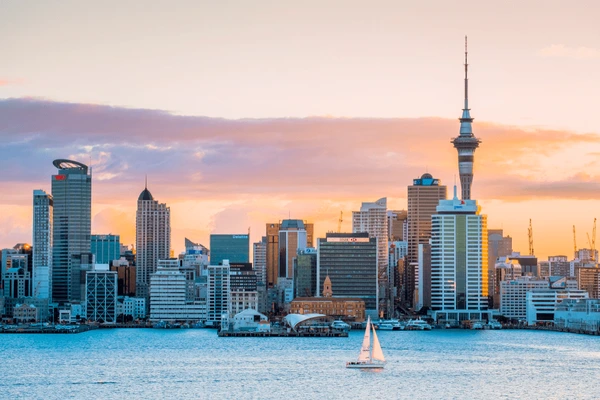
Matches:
[[430, 187, 489, 322], [452, 37, 481, 201], [317, 233, 378, 316], [407, 174, 446, 306], [253, 237, 267, 286], [136, 183, 171, 300], [33, 190, 53, 299], [352, 198, 388, 283], [51, 159, 92, 304], [278, 220, 307, 279], [265, 221, 314, 288]]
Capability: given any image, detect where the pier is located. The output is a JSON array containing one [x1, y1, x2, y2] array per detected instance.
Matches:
[[218, 330, 348, 338]]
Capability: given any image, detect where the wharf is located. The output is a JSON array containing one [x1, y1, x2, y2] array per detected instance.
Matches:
[[218, 330, 348, 338], [0, 325, 94, 334]]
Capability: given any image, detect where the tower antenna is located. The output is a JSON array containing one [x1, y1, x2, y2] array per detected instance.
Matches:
[[464, 35, 469, 107], [145, 174, 148, 189]]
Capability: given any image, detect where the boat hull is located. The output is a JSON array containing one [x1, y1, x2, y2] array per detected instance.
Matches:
[[346, 362, 385, 369]]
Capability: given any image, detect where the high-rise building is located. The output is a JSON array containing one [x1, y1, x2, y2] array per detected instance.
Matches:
[[488, 229, 513, 306], [149, 260, 204, 322], [294, 247, 317, 298], [136, 184, 171, 300], [387, 210, 407, 241], [51, 159, 92, 304], [317, 233, 378, 317], [278, 220, 307, 279], [2, 245, 32, 298], [207, 262, 231, 325], [110, 258, 137, 297], [253, 237, 267, 286], [91, 234, 121, 265], [576, 267, 600, 298], [452, 37, 481, 201], [265, 221, 314, 288], [352, 198, 388, 314], [430, 188, 489, 322], [210, 234, 249, 265], [33, 190, 53, 299], [407, 174, 446, 307]]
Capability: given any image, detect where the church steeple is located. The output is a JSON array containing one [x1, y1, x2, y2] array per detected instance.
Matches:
[[322, 275, 333, 297]]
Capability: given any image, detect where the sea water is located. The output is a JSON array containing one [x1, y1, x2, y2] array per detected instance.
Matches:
[[1, 329, 599, 399]]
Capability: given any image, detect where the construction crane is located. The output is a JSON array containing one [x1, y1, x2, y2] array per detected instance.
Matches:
[[337, 211, 343, 233], [573, 225, 577, 258], [588, 218, 597, 262], [528, 219, 534, 256]]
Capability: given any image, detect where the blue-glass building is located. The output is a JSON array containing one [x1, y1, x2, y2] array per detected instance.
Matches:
[[91, 234, 121, 264], [210, 234, 249, 265]]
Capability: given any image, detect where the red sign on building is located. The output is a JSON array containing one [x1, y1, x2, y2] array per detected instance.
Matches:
[[54, 175, 66, 181]]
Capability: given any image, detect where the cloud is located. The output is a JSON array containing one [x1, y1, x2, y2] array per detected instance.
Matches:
[[0, 78, 24, 86], [2, 97, 600, 256], [538, 44, 600, 60]]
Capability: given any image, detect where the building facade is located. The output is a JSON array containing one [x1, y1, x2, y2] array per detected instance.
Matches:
[[576, 267, 600, 299], [430, 190, 488, 323], [294, 248, 317, 298], [210, 234, 249, 265], [51, 159, 92, 304], [278, 220, 307, 279], [317, 233, 378, 316], [253, 237, 267, 286], [352, 198, 388, 286], [91, 234, 121, 265], [207, 262, 231, 325], [136, 185, 171, 300], [266, 221, 314, 288], [407, 174, 447, 307], [32, 190, 53, 299], [86, 270, 118, 323]]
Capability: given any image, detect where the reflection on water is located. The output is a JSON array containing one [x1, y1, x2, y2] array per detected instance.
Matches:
[[0, 329, 599, 399]]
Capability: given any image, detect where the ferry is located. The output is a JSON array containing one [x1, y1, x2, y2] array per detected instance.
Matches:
[[406, 319, 432, 331]]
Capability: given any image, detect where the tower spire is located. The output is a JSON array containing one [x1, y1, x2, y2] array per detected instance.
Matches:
[[145, 174, 148, 190], [464, 35, 469, 109], [452, 36, 480, 201]]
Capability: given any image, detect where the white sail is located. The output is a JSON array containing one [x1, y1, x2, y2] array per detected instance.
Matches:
[[371, 323, 385, 363], [357, 317, 371, 362]]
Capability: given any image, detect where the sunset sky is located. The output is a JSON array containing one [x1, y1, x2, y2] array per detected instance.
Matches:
[[1, 1, 600, 259]]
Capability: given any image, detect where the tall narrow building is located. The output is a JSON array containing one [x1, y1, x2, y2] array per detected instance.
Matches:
[[407, 174, 446, 307], [33, 189, 53, 299], [135, 183, 171, 300], [51, 159, 92, 304], [352, 198, 388, 283], [452, 36, 481, 201], [430, 187, 489, 322]]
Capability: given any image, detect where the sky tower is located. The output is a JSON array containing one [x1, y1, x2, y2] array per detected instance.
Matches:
[[452, 36, 481, 200]]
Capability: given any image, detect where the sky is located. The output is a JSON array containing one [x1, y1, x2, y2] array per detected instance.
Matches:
[[1, 1, 600, 259]]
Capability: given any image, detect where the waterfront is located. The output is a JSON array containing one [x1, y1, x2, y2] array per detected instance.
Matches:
[[1, 329, 599, 399]]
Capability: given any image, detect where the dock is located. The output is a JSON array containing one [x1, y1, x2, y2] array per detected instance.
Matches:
[[218, 330, 348, 338]]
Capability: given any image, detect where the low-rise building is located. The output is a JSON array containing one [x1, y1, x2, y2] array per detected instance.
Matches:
[[117, 296, 146, 320], [231, 308, 270, 331], [289, 275, 366, 322], [526, 289, 588, 325], [13, 303, 38, 323], [554, 298, 600, 331]]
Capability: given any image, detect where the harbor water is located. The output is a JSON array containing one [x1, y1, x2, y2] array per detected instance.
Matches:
[[1, 328, 599, 399]]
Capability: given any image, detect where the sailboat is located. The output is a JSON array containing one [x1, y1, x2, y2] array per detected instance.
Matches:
[[346, 316, 386, 369]]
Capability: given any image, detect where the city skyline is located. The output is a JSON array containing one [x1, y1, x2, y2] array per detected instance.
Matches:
[[2, 2, 600, 260]]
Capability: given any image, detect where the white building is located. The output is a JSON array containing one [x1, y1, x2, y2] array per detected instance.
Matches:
[[430, 188, 489, 323], [526, 289, 588, 326], [253, 238, 267, 286], [136, 185, 171, 300], [554, 299, 600, 331], [149, 261, 205, 322], [32, 189, 53, 299], [353, 198, 388, 284], [231, 308, 270, 332], [500, 277, 552, 320], [117, 296, 146, 320], [86, 270, 118, 323], [207, 262, 230, 326]]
